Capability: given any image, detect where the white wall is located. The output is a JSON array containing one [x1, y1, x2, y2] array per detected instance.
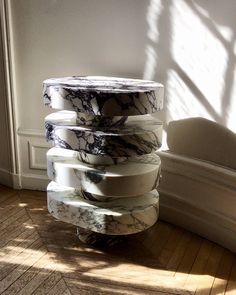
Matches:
[[8, 0, 149, 188], [6, 0, 236, 183]]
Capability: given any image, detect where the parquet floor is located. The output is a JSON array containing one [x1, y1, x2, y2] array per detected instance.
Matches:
[[0, 184, 236, 294]]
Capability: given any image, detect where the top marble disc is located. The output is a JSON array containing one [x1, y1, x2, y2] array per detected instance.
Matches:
[[43, 76, 164, 116]]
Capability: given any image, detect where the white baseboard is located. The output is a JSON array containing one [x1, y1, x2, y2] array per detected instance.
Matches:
[[158, 151, 236, 252], [20, 173, 49, 191], [0, 167, 13, 188], [0, 168, 48, 191]]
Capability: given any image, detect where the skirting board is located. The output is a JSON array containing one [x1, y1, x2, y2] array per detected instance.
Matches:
[[0, 168, 48, 191], [0, 167, 13, 188], [20, 173, 49, 191], [158, 151, 236, 252]]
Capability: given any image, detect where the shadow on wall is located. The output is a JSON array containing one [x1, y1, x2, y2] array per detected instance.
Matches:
[[167, 118, 236, 170], [144, 0, 236, 140]]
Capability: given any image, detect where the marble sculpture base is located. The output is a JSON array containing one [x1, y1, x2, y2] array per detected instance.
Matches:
[[43, 76, 164, 245]]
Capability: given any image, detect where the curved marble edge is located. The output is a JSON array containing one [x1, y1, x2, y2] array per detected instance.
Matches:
[[47, 147, 161, 197], [47, 181, 159, 235], [76, 112, 128, 127], [72, 149, 159, 166], [76, 151, 131, 165], [43, 76, 164, 116], [45, 115, 163, 157], [46, 110, 128, 127], [43, 76, 162, 91]]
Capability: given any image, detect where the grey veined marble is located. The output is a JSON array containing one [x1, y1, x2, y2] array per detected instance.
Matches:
[[47, 147, 161, 197], [47, 181, 159, 235], [43, 76, 164, 242], [45, 112, 163, 157], [43, 76, 164, 116]]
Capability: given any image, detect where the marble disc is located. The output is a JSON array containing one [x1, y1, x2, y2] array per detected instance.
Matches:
[[43, 76, 164, 116], [47, 181, 159, 235], [45, 113, 163, 157], [46, 110, 128, 127], [47, 147, 161, 197]]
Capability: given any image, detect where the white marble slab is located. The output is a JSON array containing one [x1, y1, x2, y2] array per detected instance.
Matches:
[[45, 110, 128, 127], [47, 147, 161, 197], [47, 181, 159, 235], [45, 113, 163, 157], [43, 76, 164, 116]]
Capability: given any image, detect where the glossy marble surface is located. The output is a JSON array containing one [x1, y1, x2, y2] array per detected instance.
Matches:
[[43, 76, 164, 116], [45, 110, 128, 127], [47, 147, 161, 197], [47, 181, 159, 235], [45, 113, 163, 157], [44, 76, 164, 239]]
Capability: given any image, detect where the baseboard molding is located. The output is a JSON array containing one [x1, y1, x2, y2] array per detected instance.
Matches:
[[159, 190, 236, 252], [0, 168, 49, 190], [158, 151, 236, 252], [20, 173, 49, 191], [0, 167, 13, 187]]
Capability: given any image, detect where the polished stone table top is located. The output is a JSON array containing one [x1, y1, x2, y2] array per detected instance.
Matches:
[[43, 76, 164, 116]]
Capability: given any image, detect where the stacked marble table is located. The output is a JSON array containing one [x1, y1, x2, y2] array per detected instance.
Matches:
[[43, 76, 164, 245]]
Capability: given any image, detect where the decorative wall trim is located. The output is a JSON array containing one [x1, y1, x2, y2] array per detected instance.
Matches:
[[18, 128, 45, 137], [158, 151, 236, 193], [16, 128, 49, 190], [28, 140, 48, 170], [158, 151, 236, 252], [0, 0, 19, 175], [20, 173, 49, 191], [0, 167, 22, 189]]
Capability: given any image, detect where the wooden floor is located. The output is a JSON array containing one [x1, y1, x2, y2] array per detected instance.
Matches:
[[0, 185, 236, 295]]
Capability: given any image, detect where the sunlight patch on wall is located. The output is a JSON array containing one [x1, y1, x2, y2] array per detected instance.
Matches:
[[167, 69, 215, 122], [143, 0, 163, 80], [170, 0, 228, 118], [226, 67, 236, 132]]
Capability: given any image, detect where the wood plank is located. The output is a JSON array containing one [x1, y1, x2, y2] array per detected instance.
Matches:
[[183, 240, 213, 292], [0, 215, 31, 248], [195, 244, 223, 295], [157, 227, 184, 269], [0, 191, 18, 205], [0, 208, 26, 231], [0, 237, 44, 281], [0, 201, 24, 224], [1, 252, 53, 295], [173, 235, 202, 287], [66, 277, 179, 295], [166, 231, 192, 274], [0, 187, 235, 295], [13, 262, 56, 295], [32, 271, 62, 295], [210, 249, 234, 295], [61, 289, 71, 295], [0, 227, 37, 258], [0, 245, 47, 293], [63, 270, 193, 295], [225, 257, 236, 294], [47, 278, 68, 295]]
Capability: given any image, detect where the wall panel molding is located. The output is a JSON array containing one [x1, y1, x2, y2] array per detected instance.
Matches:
[[20, 173, 49, 191], [0, 0, 19, 176], [17, 128, 50, 190], [28, 140, 48, 170]]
